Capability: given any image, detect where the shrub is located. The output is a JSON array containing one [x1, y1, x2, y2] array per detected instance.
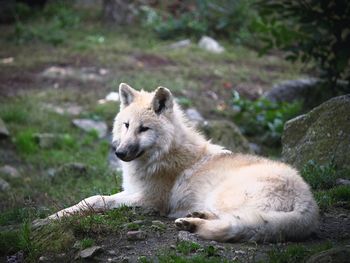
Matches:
[[231, 91, 302, 145], [301, 160, 338, 190], [142, 0, 256, 42], [255, 0, 350, 91]]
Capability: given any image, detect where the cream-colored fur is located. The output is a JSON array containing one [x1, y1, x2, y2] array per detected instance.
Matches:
[[48, 83, 319, 242]]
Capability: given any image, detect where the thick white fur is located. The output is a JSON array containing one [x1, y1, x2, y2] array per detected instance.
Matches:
[[48, 84, 318, 242]]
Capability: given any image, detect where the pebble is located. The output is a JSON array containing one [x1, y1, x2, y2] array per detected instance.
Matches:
[[0, 165, 20, 178], [127, 230, 147, 241], [79, 246, 102, 259]]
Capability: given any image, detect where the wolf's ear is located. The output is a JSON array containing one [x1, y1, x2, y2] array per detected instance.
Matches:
[[152, 86, 173, 114], [119, 83, 136, 109]]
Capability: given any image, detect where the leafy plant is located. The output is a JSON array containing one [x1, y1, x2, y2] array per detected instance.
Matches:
[[231, 91, 302, 145], [255, 0, 350, 92], [13, 1, 80, 45], [301, 161, 338, 190], [141, 0, 256, 42]]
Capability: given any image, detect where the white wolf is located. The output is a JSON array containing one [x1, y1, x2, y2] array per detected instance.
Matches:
[[48, 83, 318, 242]]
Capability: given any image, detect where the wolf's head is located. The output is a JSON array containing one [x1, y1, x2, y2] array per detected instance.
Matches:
[[112, 83, 177, 162]]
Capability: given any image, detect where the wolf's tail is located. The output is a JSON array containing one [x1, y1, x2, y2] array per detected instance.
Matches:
[[189, 201, 319, 242]]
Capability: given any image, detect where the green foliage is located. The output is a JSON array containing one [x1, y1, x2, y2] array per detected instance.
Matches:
[[301, 161, 338, 190], [176, 241, 201, 255], [14, 129, 38, 154], [268, 242, 332, 263], [142, 0, 256, 42], [13, 1, 80, 45], [79, 238, 95, 249], [231, 91, 302, 145], [256, 0, 350, 91], [315, 185, 350, 210]]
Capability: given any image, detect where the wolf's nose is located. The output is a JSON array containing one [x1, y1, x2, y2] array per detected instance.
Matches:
[[115, 151, 127, 159]]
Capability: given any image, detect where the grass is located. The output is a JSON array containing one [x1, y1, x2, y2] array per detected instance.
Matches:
[[267, 242, 333, 263], [140, 241, 227, 263]]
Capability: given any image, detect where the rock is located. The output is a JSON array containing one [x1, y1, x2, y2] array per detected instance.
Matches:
[[127, 230, 147, 241], [264, 78, 319, 103], [103, 0, 140, 25], [185, 108, 205, 124], [49, 162, 88, 180], [0, 165, 20, 178], [0, 178, 10, 191], [282, 95, 350, 172], [336, 178, 350, 186], [41, 66, 106, 82], [6, 251, 24, 263], [168, 39, 191, 49], [42, 103, 83, 116], [106, 92, 119, 102], [0, 118, 10, 138], [199, 120, 253, 153], [79, 246, 102, 259], [33, 133, 66, 149], [72, 119, 107, 138], [249, 143, 262, 155], [306, 248, 350, 263], [177, 231, 199, 243], [198, 36, 225, 54]]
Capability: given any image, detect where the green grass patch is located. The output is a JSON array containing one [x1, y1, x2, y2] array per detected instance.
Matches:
[[315, 185, 350, 210], [140, 241, 225, 263], [301, 161, 338, 190], [267, 242, 332, 263]]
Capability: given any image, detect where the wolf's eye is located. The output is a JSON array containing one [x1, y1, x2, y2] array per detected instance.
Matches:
[[139, 126, 150, 133], [124, 122, 129, 129]]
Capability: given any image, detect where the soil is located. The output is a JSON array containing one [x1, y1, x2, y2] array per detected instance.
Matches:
[[34, 207, 350, 262]]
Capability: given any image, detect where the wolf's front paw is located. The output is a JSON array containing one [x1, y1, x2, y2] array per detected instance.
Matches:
[[175, 218, 198, 232]]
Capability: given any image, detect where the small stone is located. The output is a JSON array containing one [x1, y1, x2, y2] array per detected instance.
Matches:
[[79, 246, 102, 259], [0, 165, 20, 178], [235, 250, 246, 255], [249, 143, 261, 154], [127, 230, 147, 241], [198, 36, 225, 53], [177, 231, 199, 242], [39, 255, 49, 262], [168, 39, 191, 49], [336, 178, 350, 186], [338, 213, 348, 218], [0, 118, 10, 138], [0, 178, 10, 191], [55, 162, 88, 178], [33, 133, 64, 149], [105, 92, 119, 102], [151, 220, 166, 231], [185, 108, 205, 124], [72, 119, 107, 138], [42, 103, 83, 116]]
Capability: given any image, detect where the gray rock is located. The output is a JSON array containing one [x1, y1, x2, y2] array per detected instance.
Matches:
[[72, 119, 107, 138], [264, 78, 319, 103], [42, 103, 83, 116], [127, 230, 147, 241], [0, 165, 20, 178], [199, 120, 253, 154], [151, 220, 166, 231], [185, 108, 205, 124], [336, 178, 350, 186], [41, 66, 106, 82], [282, 95, 350, 172], [177, 231, 199, 242], [306, 248, 350, 263], [168, 39, 191, 49], [0, 118, 10, 138], [198, 36, 225, 53], [0, 178, 10, 191], [79, 246, 102, 259], [249, 143, 262, 155], [33, 133, 66, 149], [49, 162, 88, 180]]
